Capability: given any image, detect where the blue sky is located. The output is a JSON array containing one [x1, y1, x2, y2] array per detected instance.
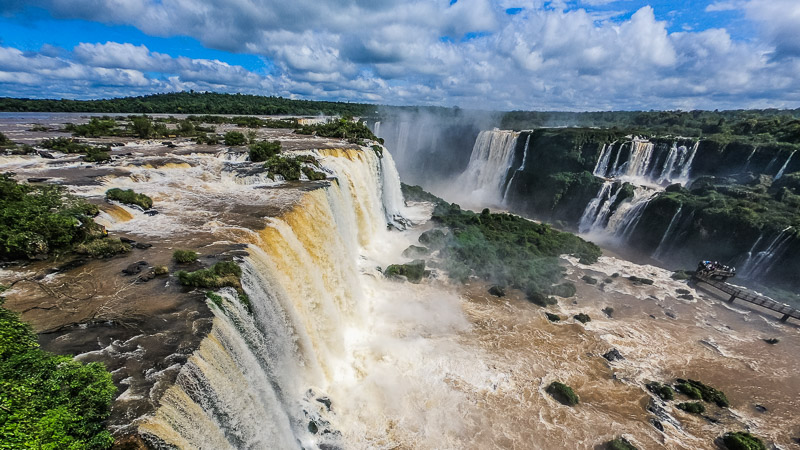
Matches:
[[0, 0, 798, 110]]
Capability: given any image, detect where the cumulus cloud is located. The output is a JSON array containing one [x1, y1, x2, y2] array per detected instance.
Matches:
[[0, 0, 798, 109]]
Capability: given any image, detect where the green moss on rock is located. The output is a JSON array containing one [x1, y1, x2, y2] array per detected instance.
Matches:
[[546, 381, 579, 406], [646, 381, 674, 401], [605, 437, 638, 450], [384, 260, 427, 283], [573, 313, 591, 324], [173, 249, 198, 264], [722, 432, 766, 450], [106, 188, 153, 210], [677, 402, 705, 414]]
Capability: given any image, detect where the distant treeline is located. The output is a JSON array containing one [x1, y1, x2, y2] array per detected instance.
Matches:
[[0, 91, 377, 117], [501, 108, 800, 143]]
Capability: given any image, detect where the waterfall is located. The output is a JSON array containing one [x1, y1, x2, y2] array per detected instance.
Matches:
[[676, 141, 699, 182], [604, 187, 658, 241], [593, 143, 613, 177], [502, 134, 531, 202], [737, 234, 764, 277], [578, 181, 623, 234], [373, 121, 381, 137], [139, 146, 411, 448], [652, 205, 682, 261], [623, 139, 655, 180], [456, 129, 519, 205], [775, 150, 796, 180], [743, 146, 758, 171], [741, 227, 794, 280]]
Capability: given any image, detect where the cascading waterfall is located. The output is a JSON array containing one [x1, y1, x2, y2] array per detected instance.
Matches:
[[652, 205, 683, 260], [593, 138, 697, 186], [775, 150, 796, 180], [578, 182, 621, 234], [592, 143, 612, 177], [373, 121, 381, 137], [502, 134, 531, 202], [456, 129, 519, 204], [740, 227, 794, 280], [605, 187, 658, 241], [140, 146, 411, 448]]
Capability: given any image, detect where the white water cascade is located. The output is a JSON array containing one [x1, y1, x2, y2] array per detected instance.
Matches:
[[739, 227, 794, 280], [593, 138, 698, 186], [578, 181, 621, 234], [652, 205, 683, 261], [455, 129, 519, 205], [502, 134, 531, 202], [775, 150, 796, 180]]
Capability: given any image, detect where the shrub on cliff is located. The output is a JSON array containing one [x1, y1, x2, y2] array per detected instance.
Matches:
[[176, 261, 243, 290], [106, 188, 153, 210], [248, 140, 281, 162], [74, 237, 131, 258], [401, 183, 444, 204], [294, 117, 377, 141], [677, 379, 729, 407], [722, 432, 766, 450], [0, 298, 116, 448], [646, 381, 674, 401], [40, 137, 102, 154], [573, 313, 591, 324], [264, 155, 323, 181], [546, 381, 579, 406], [0, 174, 104, 260]]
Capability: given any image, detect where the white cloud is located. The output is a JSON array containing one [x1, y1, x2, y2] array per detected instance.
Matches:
[[0, 0, 798, 109]]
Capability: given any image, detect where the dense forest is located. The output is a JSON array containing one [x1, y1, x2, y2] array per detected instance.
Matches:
[[0, 91, 377, 117]]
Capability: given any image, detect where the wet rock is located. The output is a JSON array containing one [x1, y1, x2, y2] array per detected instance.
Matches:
[[763, 338, 779, 345], [38, 150, 55, 159], [488, 285, 506, 297], [628, 275, 654, 285], [665, 311, 677, 319], [754, 404, 767, 413], [649, 314, 656, 319], [57, 259, 88, 272], [110, 142, 125, 147], [545, 312, 561, 322], [161, 141, 177, 148], [316, 397, 332, 411], [308, 421, 318, 434], [122, 261, 148, 275], [134, 242, 152, 249], [137, 271, 156, 283], [402, 245, 430, 259], [143, 210, 159, 216], [603, 349, 624, 362], [27, 177, 49, 183], [678, 294, 694, 300], [120, 237, 136, 244], [573, 313, 591, 324], [650, 419, 664, 432], [602, 306, 614, 317], [581, 275, 597, 285]]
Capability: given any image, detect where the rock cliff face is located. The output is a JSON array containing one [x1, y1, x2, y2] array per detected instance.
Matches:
[[451, 127, 800, 289]]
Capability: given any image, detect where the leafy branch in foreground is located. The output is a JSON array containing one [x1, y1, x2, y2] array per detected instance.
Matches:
[[0, 295, 116, 448]]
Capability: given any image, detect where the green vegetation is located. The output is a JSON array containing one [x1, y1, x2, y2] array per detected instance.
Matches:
[[40, 137, 108, 154], [153, 265, 169, 276], [402, 245, 430, 259], [74, 237, 131, 258], [646, 382, 674, 401], [264, 154, 324, 181], [428, 197, 601, 297], [83, 148, 111, 163], [581, 275, 597, 284], [401, 183, 444, 204], [675, 382, 703, 400], [0, 92, 375, 116], [722, 432, 766, 450], [545, 312, 561, 322], [173, 249, 199, 264], [224, 131, 247, 146], [185, 115, 297, 129], [295, 117, 378, 142], [573, 313, 591, 324], [0, 298, 116, 448], [682, 379, 729, 407], [248, 140, 281, 162], [628, 276, 654, 285], [205, 291, 224, 307], [0, 174, 104, 260], [384, 260, 427, 283], [676, 402, 705, 414], [605, 437, 638, 450], [176, 261, 242, 291], [65, 117, 119, 137], [671, 270, 693, 280], [371, 144, 383, 158], [546, 381, 579, 406], [105, 188, 153, 210]]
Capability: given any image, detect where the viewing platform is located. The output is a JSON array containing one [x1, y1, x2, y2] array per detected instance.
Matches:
[[693, 274, 800, 323]]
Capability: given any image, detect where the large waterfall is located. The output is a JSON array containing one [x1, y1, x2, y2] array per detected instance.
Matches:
[[133, 146, 486, 449], [454, 129, 519, 205], [593, 139, 698, 186]]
